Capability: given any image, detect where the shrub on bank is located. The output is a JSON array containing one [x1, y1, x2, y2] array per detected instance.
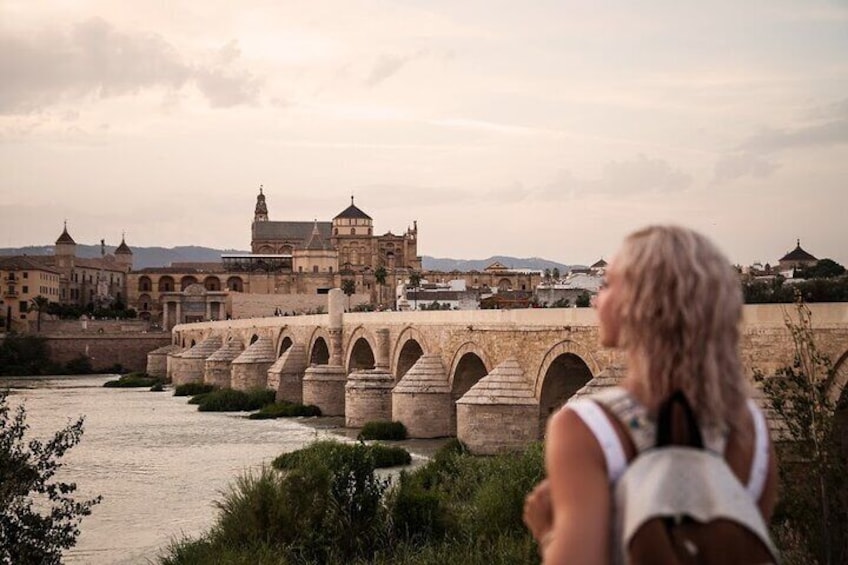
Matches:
[[358, 420, 407, 441], [272, 441, 410, 471], [104, 372, 162, 388], [173, 383, 216, 397], [195, 389, 275, 412], [160, 439, 543, 565], [64, 354, 95, 375], [248, 401, 321, 419]]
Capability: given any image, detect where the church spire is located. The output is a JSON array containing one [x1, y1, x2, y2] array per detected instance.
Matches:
[[254, 184, 269, 222]]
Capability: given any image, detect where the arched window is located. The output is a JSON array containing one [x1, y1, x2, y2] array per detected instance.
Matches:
[[313, 265, 319, 273], [351, 228, 356, 235]]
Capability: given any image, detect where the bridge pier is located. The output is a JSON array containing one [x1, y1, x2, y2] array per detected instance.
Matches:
[[457, 359, 538, 454], [345, 369, 394, 427], [392, 353, 453, 438], [204, 340, 244, 388], [173, 336, 222, 386], [302, 365, 347, 416], [268, 344, 308, 403], [147, 344, 180, 378], [231, 336, 275, 390]]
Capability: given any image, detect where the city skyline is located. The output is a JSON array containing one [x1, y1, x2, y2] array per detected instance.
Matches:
[[2, 1, 847, 266]]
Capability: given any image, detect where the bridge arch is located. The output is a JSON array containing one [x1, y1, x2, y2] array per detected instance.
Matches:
[[392, 325, 429, 380], [345, 325, 377, 372], [308, 327, 331, 366], [277, 333, 294, 358], [535, 341, 596, 437], [449, 342, 492, 401], [534, 340, 600, 399]]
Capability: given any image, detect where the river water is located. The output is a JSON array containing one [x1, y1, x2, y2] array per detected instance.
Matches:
[[1, 375, 359, 564]]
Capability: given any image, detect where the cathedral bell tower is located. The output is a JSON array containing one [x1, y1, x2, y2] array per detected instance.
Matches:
[[254, 185, 269, 222]]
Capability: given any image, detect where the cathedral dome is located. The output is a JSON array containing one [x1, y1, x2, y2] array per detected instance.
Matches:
[[115, 235, 132, 255], [55, 222, 76, 245], [334, 196, 372, 221]]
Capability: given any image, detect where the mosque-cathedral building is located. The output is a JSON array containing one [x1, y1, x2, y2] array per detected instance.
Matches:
[[4, 186, 822, 331]]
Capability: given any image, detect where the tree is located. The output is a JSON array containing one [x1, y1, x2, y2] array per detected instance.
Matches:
[[375, 266, 387, 308], [575, 292, 591, 307], [408, 272, 422, 311], [29, 295, 50, 332], [755, 296, 848, 564], [0, 391, 101, 563], [552, 267, 560, 280], [543, 268, 551, 282], [341, 279, 356, 311], [800, 259, 846, 280]]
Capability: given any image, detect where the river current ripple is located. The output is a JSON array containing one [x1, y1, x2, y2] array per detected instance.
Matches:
[[2, 375, 342, 564]]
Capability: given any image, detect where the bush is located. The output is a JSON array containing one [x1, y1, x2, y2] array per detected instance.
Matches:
[[195, 389, 275, 412], [173, 383, 216, 397], [0, 333, 56, 376], [272, 441, 410, 471], [370, 443, 412, 468], [161, 439, 542, 565], [103, 373, 161, 388], [248, 401, 321, 419], [0, 391, 101, 563], [149, 383, 165, 392], [358, 421, 407, 441], [64, 354, 95, 375]]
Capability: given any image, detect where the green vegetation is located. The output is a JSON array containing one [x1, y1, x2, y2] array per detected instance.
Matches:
[[272, 441, 410, 471], [756, 297, 848, 564], [173, 383, 217, 397], [103, 372, 162, 388], [743, 276, 848, 304], [0, 391, 101, 563], [193, 389, 275, 412], [0, 333, 57, 375], [150, 383, 165, 392], [248, 401, 321, 419], [358, 420, 407, 441], [160, 439, 542, 565]]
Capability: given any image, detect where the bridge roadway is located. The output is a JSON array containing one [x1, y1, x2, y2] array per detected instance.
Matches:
[[165, 291, 848, 453]]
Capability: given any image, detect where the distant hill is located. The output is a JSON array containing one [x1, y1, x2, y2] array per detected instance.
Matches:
[[0, 244, 576, 273], [422, 255, 575, 273]]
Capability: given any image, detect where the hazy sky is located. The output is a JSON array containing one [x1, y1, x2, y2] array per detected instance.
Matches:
[[2, 1, 847, 266]]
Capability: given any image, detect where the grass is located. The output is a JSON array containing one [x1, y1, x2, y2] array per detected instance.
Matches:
[[174, 383, 217, 397], [358, 421, 408, 441], [248, 401, 321, 419], [103, 372, 162, 388], [194, 389, 276, 412]]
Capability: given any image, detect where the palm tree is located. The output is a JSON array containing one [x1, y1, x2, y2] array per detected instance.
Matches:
[[341, 279, 356, 311], [408, 272, 422, 311], [30, 295, 50, 332], [375, 266, 387, 308]]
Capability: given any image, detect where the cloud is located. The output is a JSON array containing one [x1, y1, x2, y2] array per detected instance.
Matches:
[[0, 18, 260, 114], [365, 53, 421, 87], [738, 98, 848, 154], [713, 152, 780, 184], [360, 155, 691, 207]]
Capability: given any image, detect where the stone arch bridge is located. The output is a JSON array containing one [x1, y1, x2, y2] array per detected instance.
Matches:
[[155, 291, 848, 454]]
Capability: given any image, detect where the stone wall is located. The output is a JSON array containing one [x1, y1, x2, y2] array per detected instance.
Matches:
[[230, 292, 370, 319], [45, 333, 171, 372], [31, 319, 153, 334]]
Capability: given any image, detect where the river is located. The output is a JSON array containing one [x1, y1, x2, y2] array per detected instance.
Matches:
[[1, 375, 360, 564]]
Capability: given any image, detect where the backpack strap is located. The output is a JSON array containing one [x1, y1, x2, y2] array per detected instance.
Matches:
[[567, 399, 628, 483], [746, 399, 770, 501]]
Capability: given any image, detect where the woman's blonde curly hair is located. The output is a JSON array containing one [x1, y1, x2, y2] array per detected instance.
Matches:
[[615, 225, 748, 434]]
